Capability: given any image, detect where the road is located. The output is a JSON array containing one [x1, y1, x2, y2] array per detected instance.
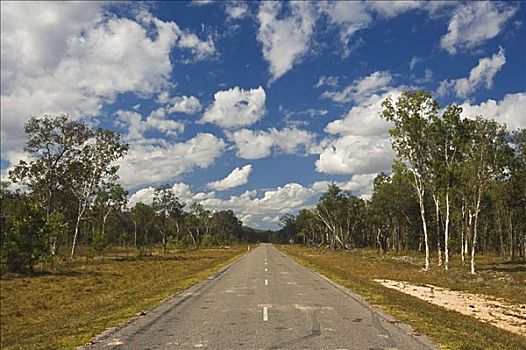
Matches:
[[86, 244, 436, 349]]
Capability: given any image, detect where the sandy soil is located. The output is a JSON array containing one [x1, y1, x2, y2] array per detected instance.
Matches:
[[374, 279, 526, 336]]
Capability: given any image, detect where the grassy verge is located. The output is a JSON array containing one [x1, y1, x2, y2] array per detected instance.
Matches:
[[0, 246, 250, 350], [278, 245, 526, 350]]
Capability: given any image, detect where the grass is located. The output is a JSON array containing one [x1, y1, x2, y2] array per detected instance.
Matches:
[[0, 246, 250, 350], [278, 245, 526, 350]]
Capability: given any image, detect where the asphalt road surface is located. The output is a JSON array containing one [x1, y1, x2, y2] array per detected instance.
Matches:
[[86, 244, 436, 350]]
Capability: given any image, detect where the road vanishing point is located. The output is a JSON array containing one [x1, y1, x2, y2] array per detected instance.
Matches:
[[85, 244, 436, 350]]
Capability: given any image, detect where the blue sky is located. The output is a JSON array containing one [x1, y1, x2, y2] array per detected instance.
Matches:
[[1, 1, 525, 228]]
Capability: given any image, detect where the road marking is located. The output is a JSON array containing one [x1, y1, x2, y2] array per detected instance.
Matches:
[[265, 261, 268, 265], [263, 306, 268, 321], [265, 268, 268, 272], [265, 279, 268, 285]]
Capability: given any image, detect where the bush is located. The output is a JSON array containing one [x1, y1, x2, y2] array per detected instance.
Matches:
[[200, 234, 216, 247], [2, 202, 49, 273], [91, 228, 108, 257], [168, 236, 190, 250]]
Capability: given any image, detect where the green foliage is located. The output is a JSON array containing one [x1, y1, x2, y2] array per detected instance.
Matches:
[[287, 90, 525, 268], [91, 228, 108, 257], [2, 202, 49, 273], [200, 234, 216, 247]]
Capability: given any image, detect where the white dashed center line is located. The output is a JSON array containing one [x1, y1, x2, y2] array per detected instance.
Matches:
[[265, 268, 268, 272], [263, 306, 268, 321], [265, 279, 268, 286]]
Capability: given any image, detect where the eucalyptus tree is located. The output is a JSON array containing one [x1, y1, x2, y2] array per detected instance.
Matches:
[[68, 129, 128, 257], [184, 203, 210, 245], [210, 210, 243, 244], [152, 185, 185, 252], [294, 209, 318, 245], [314, 184, 346, 249], [428, 105, 466, 270], [460, 118, 509, 273], [9, 115, 92, 254], [130, 203, 156, 255], [93, 183, 127, 243], [381, 90, 439, 270]]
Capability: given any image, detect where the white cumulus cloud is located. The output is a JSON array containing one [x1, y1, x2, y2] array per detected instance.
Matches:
[[440, 2, 518, 54], [257, 2, 315, 82], [322, 71, 392, 103], [460, 92, 526, 130], [225, 2, 249, 20], [167, 96, 202, 114], [201, 86, 266, 129], [207, 164, 253, 191], [227, 127, 315, 159], [0, 2, 215, 166], [437, 47, 506, 98], [315, 90, 401, 176], [118, 133, 226, 189]]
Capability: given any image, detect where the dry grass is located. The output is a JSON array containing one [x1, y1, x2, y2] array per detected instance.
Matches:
[[0, 246, 249, 350], [279, 245, 526, 350]]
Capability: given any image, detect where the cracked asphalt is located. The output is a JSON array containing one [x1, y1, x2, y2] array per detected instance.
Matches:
[[84, 244, 436, 350]]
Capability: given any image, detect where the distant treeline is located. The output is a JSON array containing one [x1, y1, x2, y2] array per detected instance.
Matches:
[[0, 115, 263, 274], [277, 90, 525, 274]]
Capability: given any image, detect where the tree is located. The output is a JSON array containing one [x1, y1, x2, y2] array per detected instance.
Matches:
[[130, 203, 156, 256], [92, 183, 127, 255], [210, 210, 243, 244], [428, 105, 465, 270], [2, 200, 49, 273], [68, 128, 128, 257], [381, 90, 439, 270], [9, 115, 92, 254], [152, 185, 185, 252], [458, 118, 509, 273]]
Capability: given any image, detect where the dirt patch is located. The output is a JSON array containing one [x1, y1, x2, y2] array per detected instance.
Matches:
[[375, 279, 526, 336]]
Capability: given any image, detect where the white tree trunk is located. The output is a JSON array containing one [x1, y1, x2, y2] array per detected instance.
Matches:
[[417, 188, 430, 271], [433, 194, 442, 266], [71, 200, 87, 257], [470, 192, 482, 274], [444, 190, 450, 270]]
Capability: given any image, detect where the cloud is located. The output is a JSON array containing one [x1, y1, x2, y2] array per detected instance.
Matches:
[[225, 2, 249, 20], [207, 164, 253, 191], [460, 92, 526, 130], [315, 135, 394, 175], [227, 127, 316, 159], [316, 90, 401, 176], [320, 2, 431, 57], [202, 183, 319, 227], [440, 2, 518, 54], [322, 71, 392, 103], [128, 175, 377, 229], [257, 2, 315, 82], [115, 110, 185, 142], [368, 1, 423, 18], [0, 3, 215, 166], [314, 75, 340, 88], [118, 133, 226, 189], [128, 182, 194, 207], [188, 0, 214, 7], [303, 109, 329, 117], [325, 92, 397, 136], [115, 94, 201, 141], [201, 86, 266, 128], [437, 47, 506, 98], [167, 95, 202, 114], [409, 56, 421, 71], [414, 69, 434, 84], [319, 2, 372, 57]]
